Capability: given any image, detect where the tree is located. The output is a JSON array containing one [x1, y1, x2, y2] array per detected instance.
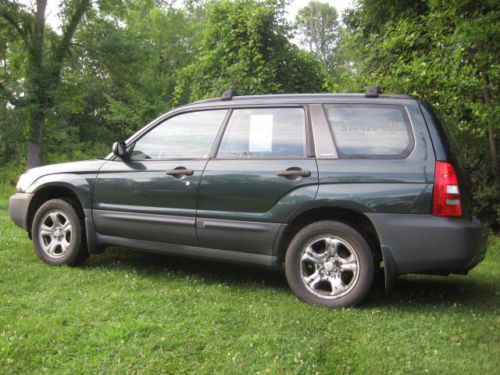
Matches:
[[342, 0, 428, 35], [0, 8, 26, 175], [0, 0, 91, 168], [56, 0, 200, 153], [1, 0, 204, 170], [295, 1, 339, 71], [174, 0, 327, 103]]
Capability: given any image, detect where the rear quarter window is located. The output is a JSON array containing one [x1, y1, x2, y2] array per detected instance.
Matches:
[[324, 104, 414, 158]]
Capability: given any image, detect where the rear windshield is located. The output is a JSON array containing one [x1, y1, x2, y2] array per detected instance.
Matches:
[[324, 104, 413, 158]]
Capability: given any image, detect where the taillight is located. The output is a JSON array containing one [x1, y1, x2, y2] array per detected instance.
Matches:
[[433, 161, 462, 217]]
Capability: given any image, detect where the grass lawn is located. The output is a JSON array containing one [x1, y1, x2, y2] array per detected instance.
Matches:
[[0, 189, 499, 374]]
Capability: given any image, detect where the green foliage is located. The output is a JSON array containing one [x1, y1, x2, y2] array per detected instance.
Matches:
[[0, 5, 28, 171], [0, 0, 201, 168], [343, 0, 429, 35], [174, 0, 328, 102]]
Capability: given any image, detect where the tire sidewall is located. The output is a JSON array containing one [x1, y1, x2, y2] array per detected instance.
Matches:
[[32, 199, 83, 266], [285, 220, 375, 308]]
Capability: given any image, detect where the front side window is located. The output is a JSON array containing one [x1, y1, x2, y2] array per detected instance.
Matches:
[[131, 110, 227, 160], [217, 108, 306, 158], [324, 104, 413, 158]]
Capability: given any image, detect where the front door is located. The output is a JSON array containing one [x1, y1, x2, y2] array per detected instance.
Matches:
[[197, 107, 318, 255], [93, 109, 228, 245]]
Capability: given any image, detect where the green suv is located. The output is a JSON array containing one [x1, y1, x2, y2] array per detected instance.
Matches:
[[8, 88, 487, 307]]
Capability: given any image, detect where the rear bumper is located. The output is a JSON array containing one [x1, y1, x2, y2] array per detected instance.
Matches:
[[367, 213, 488, 276], [8, 193, 34, 230]]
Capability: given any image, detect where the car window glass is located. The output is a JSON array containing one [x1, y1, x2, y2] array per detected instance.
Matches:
[[218, 108, 306, 158], [324, 104, 412, 158], [131, 110, 227, 160]]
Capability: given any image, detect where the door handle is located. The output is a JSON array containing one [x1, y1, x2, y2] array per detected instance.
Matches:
[[166, 167, 194, 177], [276, 167, 311, 178]]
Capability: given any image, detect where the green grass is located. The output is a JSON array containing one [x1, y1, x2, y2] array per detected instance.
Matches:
[[0, 190, 499, 374]]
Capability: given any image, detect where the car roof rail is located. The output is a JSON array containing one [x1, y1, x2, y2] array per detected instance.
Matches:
[[221, 89, 236, 101], [365, 86, 381, 98]]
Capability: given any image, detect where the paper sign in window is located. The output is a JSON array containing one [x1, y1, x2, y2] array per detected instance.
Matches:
[[249, 114, 273, 152]]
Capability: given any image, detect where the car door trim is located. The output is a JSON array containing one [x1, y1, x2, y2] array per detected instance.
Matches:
[[94, 203, 197, 217], [94, 210, 195, 226], [197, 218, 275, 231], [95, 233, 278, 267]]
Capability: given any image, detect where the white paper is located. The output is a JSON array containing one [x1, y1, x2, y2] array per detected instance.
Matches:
[[249, 114, 273, 152]]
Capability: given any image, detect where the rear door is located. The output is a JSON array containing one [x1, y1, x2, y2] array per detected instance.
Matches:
[[197, 106, 318, 255], [93, 109, 228, 245]]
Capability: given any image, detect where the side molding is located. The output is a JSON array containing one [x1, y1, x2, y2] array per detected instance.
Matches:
[[96, 234, 277, 267]]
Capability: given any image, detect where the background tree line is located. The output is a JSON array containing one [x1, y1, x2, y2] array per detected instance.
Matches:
[[0, 0, 498, 229]]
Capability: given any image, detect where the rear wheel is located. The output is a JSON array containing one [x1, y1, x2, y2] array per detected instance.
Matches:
[[32, 199, 89, 266], [285, 220, 374, 307]]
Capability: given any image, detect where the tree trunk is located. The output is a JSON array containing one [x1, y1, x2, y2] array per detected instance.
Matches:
[[2, 0, 89, 169], [25, 0, 47, 169], [27, 110, 44, 169], [483, 86, 498, 176], [488, 124, 498, 176]]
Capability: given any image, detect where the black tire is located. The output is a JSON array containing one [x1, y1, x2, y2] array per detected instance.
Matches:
[[31, 199, 89, 266], [285, 220, 375, 308]]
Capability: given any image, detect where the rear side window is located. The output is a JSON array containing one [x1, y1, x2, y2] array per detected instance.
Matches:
[[217, 108, 306, 158], [324, 104, 413, 158]]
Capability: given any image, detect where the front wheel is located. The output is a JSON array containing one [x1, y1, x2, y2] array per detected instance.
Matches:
[[285, 220, 375, 308], [32, 199, 89, 266]]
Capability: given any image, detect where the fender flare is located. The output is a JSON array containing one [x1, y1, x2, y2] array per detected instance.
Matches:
[[277, 200, 399, 291], [26, 174, 104, 254]]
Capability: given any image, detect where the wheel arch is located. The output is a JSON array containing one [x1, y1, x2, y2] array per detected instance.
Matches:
[[26, 184, 86, 237], [275, 205, 387, 284]]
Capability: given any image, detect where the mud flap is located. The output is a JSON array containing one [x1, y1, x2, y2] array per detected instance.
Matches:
[[381, 245, 399, 292]]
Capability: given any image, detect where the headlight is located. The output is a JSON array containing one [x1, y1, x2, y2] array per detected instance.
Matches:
[[16, 173, 32, 192]]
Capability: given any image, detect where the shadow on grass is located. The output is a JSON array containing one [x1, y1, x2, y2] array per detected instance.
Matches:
[[366, 275, 499, 311], [85, 247, 289, 291], [85, 247, 499, 310]]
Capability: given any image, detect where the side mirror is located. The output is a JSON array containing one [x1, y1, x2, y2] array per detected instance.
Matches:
[[112, 141, 129, 160]]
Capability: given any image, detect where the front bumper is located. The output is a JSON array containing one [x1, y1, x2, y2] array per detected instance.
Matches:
[[367, 213, 488, 276], [8, 193, 34, 230]]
